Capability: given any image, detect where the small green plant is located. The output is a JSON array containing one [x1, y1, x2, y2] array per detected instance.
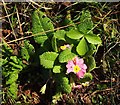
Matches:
[[2, 41, 23, 100], [2, 39, 35, 102], [31, 9, 102, 103], [2, 2, 120, 104]]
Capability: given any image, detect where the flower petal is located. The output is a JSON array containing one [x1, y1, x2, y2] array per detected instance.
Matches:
[[66, 44, 71, 48], [66, 61, 74, 68], [66, 68, 73, 74], [76, 58, 84, 65], [76, 71, 85, 79], [83, 64, 87, 70]]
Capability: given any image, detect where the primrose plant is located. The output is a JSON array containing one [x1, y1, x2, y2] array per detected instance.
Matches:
[[32, 9, 102, 102]]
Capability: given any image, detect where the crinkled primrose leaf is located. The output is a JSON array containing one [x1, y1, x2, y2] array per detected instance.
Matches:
[[55, 74, 71, 93], [9, 62, 23, 70], [10, 56, 18, 64], [24, 40, 35, 55], [59, 48, 76, 63], [40, 52, 58, 69], [84, 73, 93, 80], [62, 81, 71, 93], [78, 10, 93, 34], [53, 65, 61, 73], [21, 47, 30, 61], [8, 83, 18, 99], [32, 10, 54, 44], [2, 40, 13, 55], [54, 30, 66, 41], [6, 71, 18, 85]]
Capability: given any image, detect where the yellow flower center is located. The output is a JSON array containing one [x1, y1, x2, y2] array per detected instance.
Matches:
[[60, 45, 67, 50], [73, 65, 81, 73]]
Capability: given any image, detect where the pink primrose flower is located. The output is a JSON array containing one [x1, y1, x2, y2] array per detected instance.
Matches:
[[66, 56, 87, 79]]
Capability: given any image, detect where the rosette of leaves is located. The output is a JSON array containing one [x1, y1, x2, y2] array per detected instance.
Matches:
[[66, 10, 102, 71]]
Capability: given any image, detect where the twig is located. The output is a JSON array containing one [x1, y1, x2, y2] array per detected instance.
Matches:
[[2, 0, 17, 43], [91, 82, 120, 96], [4, 33, 11, 40], [16, 5, 23, 36], [0, 12, 17, 20], [82, 82, 120, 100], [90, 88, 114, 97], [87, 10, 112, 34], [0, 22, 80, 46], [103, 42, 120, 58], [56, 2, 78, 16], [30, 0, 52, 10]]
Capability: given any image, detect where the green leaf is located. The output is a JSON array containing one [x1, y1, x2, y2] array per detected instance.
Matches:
[[10, 56, 18, 64], [66, 29, 83, 40], [21, 47, 30, 61], [97, 84, 107, 90], [1, 58, 8, 66], [24, 40, 35, 55], [55, 74, 71, 93], [78, 10, 93, 34], [9, 83, 18, 99], [54, 30, 66, 41], [6, 71, 18, 85], [61, 77, 71, 93], [9, 62, 23, 70], [52, 93, 62, 104], [2, 40, 13, 55], [32, 10, 54, 44], [59, 49, 76, 63], [76, 37, 88, 56], [40, 52, 58, 69], [84, 73, 93, 80], [85, 44, 96, 56], [85, 34, 102, 44], [52, 36, 58, 52], [86, 56, 96, 72], [40, 84, 47, 94], [53, 65, 61, 73], [80, 73, 93, 82]]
